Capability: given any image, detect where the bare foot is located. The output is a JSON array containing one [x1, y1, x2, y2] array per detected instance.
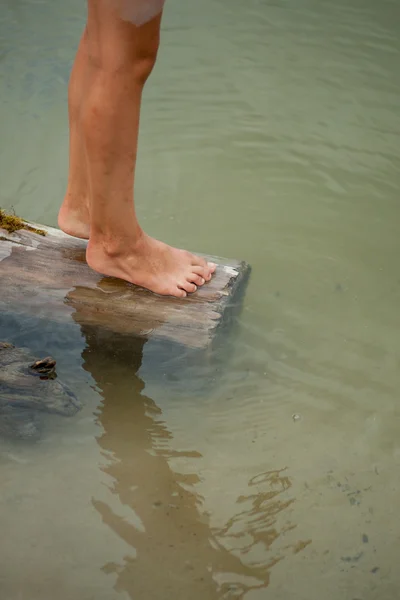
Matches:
[[58, 196, 90, 239], [86, 232, 216, 297]]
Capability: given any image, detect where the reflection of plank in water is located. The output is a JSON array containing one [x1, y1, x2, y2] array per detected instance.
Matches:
[[0, 223, 250, 349]]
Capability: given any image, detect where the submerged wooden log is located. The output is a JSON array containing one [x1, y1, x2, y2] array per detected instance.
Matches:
[[0, 222, 250, 349]]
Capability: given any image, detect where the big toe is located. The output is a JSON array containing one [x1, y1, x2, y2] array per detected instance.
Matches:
[[192, 265, 212, 281], [189, 254, 216, 279]]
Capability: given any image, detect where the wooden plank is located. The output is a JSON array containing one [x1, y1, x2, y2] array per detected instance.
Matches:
[[0, 222, 250, 349]]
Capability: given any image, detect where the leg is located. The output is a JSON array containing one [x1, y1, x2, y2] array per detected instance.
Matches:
[[81, 0, 215, 297], [58, 29, 91, 239]]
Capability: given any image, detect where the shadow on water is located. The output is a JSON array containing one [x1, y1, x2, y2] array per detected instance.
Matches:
[[75, 314, 300, 598]]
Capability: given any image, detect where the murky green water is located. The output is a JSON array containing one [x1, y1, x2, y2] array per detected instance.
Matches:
[[1, 0, 400, 598]]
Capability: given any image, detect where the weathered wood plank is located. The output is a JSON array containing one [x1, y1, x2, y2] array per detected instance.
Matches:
[[0, 223, 250, 349]]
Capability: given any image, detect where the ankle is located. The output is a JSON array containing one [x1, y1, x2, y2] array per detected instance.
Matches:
[[63, 189, 90, 210], [89, 225, 145, 257]]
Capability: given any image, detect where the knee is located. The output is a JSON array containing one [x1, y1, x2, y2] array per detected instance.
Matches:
[[87, 26, 160, 85], [133, 30, 160, 83]]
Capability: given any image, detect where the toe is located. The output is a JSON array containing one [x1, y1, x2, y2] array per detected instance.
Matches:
[[180, 281, 197, 294], [192, 265, 210, 280], [174, 288, 187, 298], [188, 274, 206, 287], [190, 254, 208, 269], [192, 262, 216, 280]]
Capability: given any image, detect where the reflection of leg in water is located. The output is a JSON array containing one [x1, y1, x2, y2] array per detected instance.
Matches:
[[77, 327, 279, 599]]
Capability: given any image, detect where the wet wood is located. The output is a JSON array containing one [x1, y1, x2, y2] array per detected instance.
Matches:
[[0, 223, 250, 349]]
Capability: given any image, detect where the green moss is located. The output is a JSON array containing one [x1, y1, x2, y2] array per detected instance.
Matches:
[[0, 209, 46, 236], [27, 224, 47, 236]]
